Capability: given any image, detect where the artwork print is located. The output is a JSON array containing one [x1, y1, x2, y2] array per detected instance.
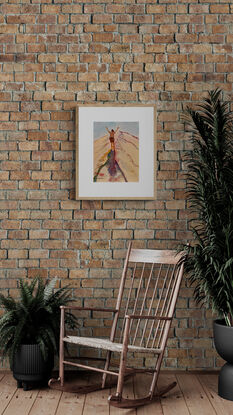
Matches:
[[93, 122, 139, 183], [76, 105, 156, 200]]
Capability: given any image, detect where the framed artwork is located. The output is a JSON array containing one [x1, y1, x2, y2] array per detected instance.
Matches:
[[75, 104, 156, 200]]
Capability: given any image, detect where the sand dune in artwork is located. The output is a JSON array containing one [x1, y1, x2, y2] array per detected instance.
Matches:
[[93, 130, 139, 183]]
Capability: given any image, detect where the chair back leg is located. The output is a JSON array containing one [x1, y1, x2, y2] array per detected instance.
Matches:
[[101, 351, 112, 388]]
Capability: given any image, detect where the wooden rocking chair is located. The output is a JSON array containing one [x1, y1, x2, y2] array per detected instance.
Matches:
[[49, 242, 184, 409]]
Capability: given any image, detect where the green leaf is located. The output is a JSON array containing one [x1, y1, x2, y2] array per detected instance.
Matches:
[[179, 89, 233, 326], [0, 276, 78, 363]]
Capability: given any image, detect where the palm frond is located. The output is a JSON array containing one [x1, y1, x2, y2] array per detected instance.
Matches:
[[180, 89, 233, 326]]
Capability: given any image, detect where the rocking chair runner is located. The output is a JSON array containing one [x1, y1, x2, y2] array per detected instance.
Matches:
[[49, 242, 185, 409]]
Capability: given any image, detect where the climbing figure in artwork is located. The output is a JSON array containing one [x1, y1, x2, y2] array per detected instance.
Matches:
[[93, 122, 139, 183], [105, 127, 119, 151], [94, 126, 127, 182]]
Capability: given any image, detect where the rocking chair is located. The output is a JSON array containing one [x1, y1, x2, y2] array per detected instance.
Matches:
[[49, 242, 184, 409]]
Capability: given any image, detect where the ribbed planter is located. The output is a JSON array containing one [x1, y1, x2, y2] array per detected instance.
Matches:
[[12, 344, 54, 391], [213, 319, 233, 401]]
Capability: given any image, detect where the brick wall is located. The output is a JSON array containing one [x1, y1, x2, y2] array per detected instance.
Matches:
[[0, 0, 232, 370]]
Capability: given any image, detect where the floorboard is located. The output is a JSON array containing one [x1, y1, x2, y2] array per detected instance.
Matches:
[[160, 373, 190, 415], [110, 375, 135, 415], [56, 390, 86, 415], [0, 371, 233, 415], [2, 385, 39, 415], [198, 374, 233, 415], [0, 373, 18, 414], [55, 372, 89, 415], [83, 374, 109, 415], [29, 387, 62, 415], [135, 373, 163, 415], [176, 373, 217, 415]]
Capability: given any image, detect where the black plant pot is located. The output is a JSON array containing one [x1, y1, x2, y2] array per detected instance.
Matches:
[[213, 319, 233, 401], [12, 344, 54, 391]]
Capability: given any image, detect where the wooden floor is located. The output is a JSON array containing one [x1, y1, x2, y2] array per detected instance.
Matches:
[[0, 371, 233, 415]]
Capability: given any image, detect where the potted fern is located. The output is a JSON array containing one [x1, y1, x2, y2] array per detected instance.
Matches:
[[0, 277, 77, 390], [182, 89, 233, 400]]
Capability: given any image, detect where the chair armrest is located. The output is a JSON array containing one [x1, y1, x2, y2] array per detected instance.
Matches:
[[60, 306, 117, 313], [126, 314, 172, 321]]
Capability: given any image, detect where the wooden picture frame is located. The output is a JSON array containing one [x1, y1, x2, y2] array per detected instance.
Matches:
[[75, 104, 156, 200]]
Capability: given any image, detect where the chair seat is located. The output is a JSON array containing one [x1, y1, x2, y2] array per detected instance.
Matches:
[[63, 336, 162, 354]]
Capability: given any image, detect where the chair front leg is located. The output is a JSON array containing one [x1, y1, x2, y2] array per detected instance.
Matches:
[[116, 316, 130, 397]]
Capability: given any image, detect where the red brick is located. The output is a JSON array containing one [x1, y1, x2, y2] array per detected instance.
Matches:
[[0, 0, 230, 370], [210, 4, 229, 13], [106, 5, 125, 13], [93, 33, 114, 42], [114, 15, 132, 24], [0, 260, 17, 268], [189, 5, 209, 13], [29, 230, 49, 239], [147, 5, 166, 13]]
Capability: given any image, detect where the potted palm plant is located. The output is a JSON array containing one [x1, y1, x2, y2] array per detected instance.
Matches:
[[181, 89, 233, 400], [0, 277, 77, 390]]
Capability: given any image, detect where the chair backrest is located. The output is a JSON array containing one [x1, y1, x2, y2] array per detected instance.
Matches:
[[111, 242, 184, 350]]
